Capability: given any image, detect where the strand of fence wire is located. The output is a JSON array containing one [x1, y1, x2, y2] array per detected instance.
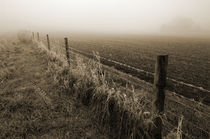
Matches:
[[70, 47, 154, 76], [166, 91, 209, 109], [68, 48, 154, 98], [166, 97, 210, 117], [68, 48, 152, 95], [166, 98, 210, 118]]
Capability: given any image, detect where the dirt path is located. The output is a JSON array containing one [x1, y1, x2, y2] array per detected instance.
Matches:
[[0, 42, 108, 138]]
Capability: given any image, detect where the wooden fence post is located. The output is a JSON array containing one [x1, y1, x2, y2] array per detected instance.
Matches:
[[64, 37, 70, 65], [152, 55, 168, 139], [154, 55, 168, 113], [46, 34, 50, 50], [37, 32, 40, 41]]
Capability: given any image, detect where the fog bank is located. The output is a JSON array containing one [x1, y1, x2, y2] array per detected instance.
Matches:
[[1, 0, 210, 37]]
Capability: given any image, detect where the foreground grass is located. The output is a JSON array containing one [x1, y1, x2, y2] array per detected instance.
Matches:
[[0, 33, 184, 138], [0, 38, 108, 138], [37, 33, 210, 139], [40, 38, 183, 138]]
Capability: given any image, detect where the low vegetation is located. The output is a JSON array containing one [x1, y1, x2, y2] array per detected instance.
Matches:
[[37, 35, 183, 138], [3, 32, 204, 138], [0, 34, 109, 138]]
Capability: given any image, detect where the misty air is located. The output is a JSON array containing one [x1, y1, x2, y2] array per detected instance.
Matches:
[[0, 0, 209, 138]]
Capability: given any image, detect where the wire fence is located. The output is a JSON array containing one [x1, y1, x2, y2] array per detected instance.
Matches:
[[47, 37, 208, 96], [34, 33, 210, 139]]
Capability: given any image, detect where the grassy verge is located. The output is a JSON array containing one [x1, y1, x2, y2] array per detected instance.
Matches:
[[37, 38, 182, 138], [0, 34, 109, 138]]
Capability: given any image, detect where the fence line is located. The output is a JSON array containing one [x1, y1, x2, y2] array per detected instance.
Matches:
[[38, 34, 210, 105], [40, 34, 210, 106], [67, 45, 210, 94], [34, 33, 209, 139]]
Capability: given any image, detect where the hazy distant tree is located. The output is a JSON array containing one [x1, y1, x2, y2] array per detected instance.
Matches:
[[161, 17, 201, 35]]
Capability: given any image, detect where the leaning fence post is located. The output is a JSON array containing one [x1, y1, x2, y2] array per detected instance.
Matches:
[[46, 34, 50, 50], [152, 55, 168, 139], [64, 37, 70, 65], [37, 32, 40, 41]]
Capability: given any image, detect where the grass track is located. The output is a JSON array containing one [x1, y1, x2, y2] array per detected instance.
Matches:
[[0, 41, 108, 138]]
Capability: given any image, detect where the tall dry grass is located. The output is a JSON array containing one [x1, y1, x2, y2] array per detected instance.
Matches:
[[0, 37, 17, 85], [34, 35, 183, 139]]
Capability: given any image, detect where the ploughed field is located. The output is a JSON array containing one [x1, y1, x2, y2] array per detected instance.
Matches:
[[66, 35, 210, 90]]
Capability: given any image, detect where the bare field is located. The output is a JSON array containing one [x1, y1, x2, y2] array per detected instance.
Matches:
[[39, 34, 210, 138], [64, 35, 210, 90], [44, 34, 210, 138]]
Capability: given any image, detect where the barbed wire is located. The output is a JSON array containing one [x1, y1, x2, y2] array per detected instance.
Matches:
[[166, 91, 209, 109], [166, 97, 210, 117]]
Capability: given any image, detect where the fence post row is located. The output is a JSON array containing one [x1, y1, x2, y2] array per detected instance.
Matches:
[[46, 34, 50, 50], [152, 55, 168, 139], [64, 37, 70, 65], [37, 32, 40, 41]]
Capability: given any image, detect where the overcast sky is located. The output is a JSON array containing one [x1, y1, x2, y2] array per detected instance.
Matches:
[[1, 0, 210, 35]]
